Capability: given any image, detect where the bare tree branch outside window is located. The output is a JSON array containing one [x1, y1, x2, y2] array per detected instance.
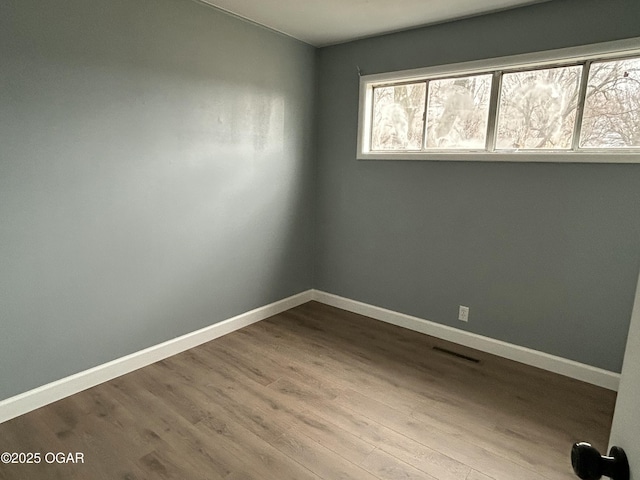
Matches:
[[580, 58, 640, 148], [496, 66, 582, 149], [425, 74, 492, 149], [371, 83, 426, 150]]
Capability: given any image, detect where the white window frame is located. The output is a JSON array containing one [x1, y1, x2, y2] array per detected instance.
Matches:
[[357, 37, 640, 163]]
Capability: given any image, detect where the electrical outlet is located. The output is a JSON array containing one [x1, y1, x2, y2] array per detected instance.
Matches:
[[458, 305, 469, 322]]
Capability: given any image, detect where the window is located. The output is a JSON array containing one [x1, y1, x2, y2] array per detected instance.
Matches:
[[371, 83, 426, 150], [496, 66, 581, 150], [581, 57, 640, 148], [425, 74, 492, 150], [357, 38, 640, 162]]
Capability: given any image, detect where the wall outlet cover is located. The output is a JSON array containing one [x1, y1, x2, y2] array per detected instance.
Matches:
[[459, 305, 469, 322]]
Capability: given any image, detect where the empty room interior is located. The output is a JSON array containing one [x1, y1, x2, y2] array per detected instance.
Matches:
[[2, 0, 640, 479]]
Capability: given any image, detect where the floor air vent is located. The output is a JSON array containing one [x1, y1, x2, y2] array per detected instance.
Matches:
[[432, 346, 480, 363]]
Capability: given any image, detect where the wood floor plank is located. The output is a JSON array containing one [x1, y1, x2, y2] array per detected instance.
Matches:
[[123, 372, 291, 480], [334, 388, 568, 480], [172, 348, 378, 467], [271, 377, 473, 480], [293, 409, 376, 465], [467, 469, 495, 480], [0, 301, 614, 480], [271, 427, 379, 480], [101, 376, 232, 480], [98, 364, 273, 480], [407, 395, 579, 479], [132, 363, 321, 480], [360, 448, 438, 480]]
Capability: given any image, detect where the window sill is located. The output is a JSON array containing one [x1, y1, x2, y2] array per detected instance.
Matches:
[[356, 151, 640, 163]]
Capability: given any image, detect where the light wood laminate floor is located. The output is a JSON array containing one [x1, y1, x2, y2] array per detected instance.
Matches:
[[0, 301, 616, 480]]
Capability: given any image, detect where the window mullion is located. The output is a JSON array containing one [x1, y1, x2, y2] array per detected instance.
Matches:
[[421, 81, 429, 151], [571, 61, 591, 151], [369, 86, 376, 152], [485, 71, 502, 152]]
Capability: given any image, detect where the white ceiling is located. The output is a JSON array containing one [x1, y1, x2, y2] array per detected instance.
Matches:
[[199, 0, 550, 47]]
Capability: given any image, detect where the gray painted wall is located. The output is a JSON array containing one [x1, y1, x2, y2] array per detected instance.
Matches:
[[315, 0, 640, 372], [0, 0, 316, 400]]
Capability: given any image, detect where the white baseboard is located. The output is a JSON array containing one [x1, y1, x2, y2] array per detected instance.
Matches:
[[0, 290, 314, 424], [1, 287, 619, 424], [311, 290, 620, 391]]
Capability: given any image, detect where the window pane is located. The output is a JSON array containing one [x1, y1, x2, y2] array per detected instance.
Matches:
[[580, 57, 640, 148], [425, 74, 492, 149], [496, 66, 582, 150], [371, 83, 426, 151]]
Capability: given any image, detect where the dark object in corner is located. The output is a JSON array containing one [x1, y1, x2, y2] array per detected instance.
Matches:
[[571, 442, 629, 480]]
